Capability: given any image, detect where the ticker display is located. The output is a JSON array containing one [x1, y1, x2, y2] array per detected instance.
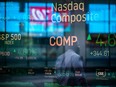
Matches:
[[0, 0, 116, 87]]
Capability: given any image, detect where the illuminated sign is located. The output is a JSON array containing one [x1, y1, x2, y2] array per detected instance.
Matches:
[[96, 69, 106, 77], [30, 7, 52, 22]]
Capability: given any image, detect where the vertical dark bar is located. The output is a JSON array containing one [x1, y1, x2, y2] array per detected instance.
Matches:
[[84, 0, 88, 68], [108, 0, 111, 68], [45, 0, 48, 67], [20, 2, 25, 12], [27, 0, 30, 68], [4, 0, 7, 67]]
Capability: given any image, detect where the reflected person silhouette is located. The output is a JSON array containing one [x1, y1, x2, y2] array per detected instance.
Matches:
[[55, 41, 87, 87]]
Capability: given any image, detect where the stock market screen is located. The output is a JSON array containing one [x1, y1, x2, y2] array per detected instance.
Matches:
[[0, 0, 116, 87]]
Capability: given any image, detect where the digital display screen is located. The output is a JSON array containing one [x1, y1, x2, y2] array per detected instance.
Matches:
[[0, 0, 116, 87], [86, 4, 116, 33], [1, 2, 70, 37]]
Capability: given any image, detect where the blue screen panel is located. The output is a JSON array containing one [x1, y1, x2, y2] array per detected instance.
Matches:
[[6, 2, 28, 33], [87, 4, 116, 33], [6, 21, 20, 32], [0, 2, 4, 19], [89, 4, 108, 21], [110, 5, 116, 33], [6, 21, 28, 33], [4, 2, 69, 37], [110, 22, 116, 33], [89, 22, 109, 33], [0, 2, 5, 32], [110, 5, 116, 21], [6, 2, 28, 20], [0, 21, 5, 32], [29, 22, 46, 32]]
